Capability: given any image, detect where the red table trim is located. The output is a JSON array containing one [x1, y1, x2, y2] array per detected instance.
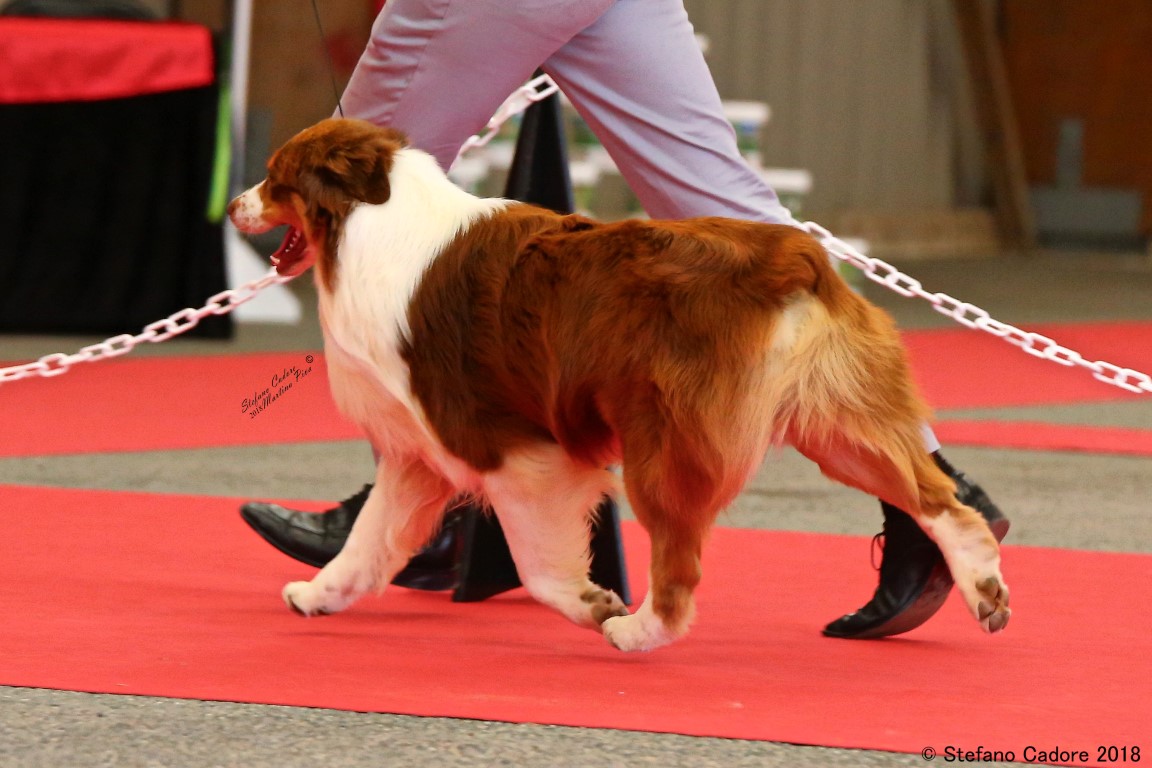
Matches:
[[0, 18, 215, 104]]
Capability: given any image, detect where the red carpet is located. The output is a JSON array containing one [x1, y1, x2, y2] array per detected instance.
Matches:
[[0, 351, 359, 457], [2, 484, 1148, 765], [901, 320, 1152, 409], [936, 420, 1152, 455], [1, 320, 1150, 458]]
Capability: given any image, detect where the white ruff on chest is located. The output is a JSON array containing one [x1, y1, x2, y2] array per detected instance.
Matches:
[[318, 149, 507, 485]]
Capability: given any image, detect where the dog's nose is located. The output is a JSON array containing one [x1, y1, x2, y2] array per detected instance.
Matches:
[[226, 197, 239, 218]]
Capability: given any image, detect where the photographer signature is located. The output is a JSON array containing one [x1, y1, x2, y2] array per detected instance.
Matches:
[[241, 355, 315, 418]]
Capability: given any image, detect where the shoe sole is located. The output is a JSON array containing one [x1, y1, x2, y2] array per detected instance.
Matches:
[[823, 516, 1011, 640]]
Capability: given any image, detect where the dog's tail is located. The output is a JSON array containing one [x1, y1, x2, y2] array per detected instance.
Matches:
[[765, 235, 934, 510]]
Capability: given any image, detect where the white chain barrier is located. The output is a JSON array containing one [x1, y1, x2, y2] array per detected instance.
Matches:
[[802, 220, 1152, 396], [453, 73, 559, 165], [2, 74, 1150, 397], [0, 270, 292, 384]]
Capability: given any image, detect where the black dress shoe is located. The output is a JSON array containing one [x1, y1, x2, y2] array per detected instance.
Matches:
[[822, 452, 1010, 639], [391, 509, 463, 591], [239, 484, 462, 591]]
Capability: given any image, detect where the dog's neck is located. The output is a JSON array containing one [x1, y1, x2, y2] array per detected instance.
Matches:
[[316, 146, 509, 394], [335, 147, 507, 289]]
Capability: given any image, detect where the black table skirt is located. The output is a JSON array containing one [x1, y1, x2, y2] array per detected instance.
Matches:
[[0, 85, 231, 338]]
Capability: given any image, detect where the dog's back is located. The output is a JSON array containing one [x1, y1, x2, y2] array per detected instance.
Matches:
[[405, 211, 924, 505]]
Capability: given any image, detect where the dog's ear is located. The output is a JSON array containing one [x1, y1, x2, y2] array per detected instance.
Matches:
[[296, 122, 408, 213], [317, 126, 404, 206], [265, 120, 409, 229]]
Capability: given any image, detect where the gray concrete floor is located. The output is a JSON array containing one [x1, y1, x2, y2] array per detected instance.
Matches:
[[2, 249, 1150, 767]]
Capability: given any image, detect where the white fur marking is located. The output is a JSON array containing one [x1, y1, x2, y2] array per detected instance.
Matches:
[[319, 148, 508, 480], [601, 587, 689, 652], [481, 447, 620, 629], [919, 512, 1009, 630], [230, 182, 275, 233]]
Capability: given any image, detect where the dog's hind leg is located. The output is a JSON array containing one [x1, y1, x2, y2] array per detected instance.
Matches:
[[775, 290, 1010, 633], [790, 427, 1010, 634], [481, 447, 628, 629], [282, 456, 455, 617]]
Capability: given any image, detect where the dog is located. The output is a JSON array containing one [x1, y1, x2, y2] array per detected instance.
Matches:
[[227, 117, 1009, 652]]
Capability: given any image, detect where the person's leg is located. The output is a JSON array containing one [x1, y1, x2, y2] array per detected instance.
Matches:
[[545, 0, 1008, 638], [542, 0, 792, 223], [340, 0, 616, 170], [240, 481, 466, 589]]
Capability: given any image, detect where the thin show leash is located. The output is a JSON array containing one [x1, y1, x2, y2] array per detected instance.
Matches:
[[2, 3, 1149, 396], [310, 0, 344, 118]]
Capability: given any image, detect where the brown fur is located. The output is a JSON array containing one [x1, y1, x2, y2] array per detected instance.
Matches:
[[403, 209, 959, 631]]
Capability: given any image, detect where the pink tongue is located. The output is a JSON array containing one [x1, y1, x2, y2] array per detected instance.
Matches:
[[272, 228, 303, 274]]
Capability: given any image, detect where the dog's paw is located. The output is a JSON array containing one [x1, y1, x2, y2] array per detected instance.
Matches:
[[955, 570, 1010, 634], [972, 575, 1011, 633], [925, 509, 1010, 635], [581, 587, 629, 625], [282, 581, 332, 617], [601, 613, 680, 652]]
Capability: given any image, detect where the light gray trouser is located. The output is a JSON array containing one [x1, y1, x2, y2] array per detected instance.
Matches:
[[340, 0, 942, 454], [340, 0, 792, 222]]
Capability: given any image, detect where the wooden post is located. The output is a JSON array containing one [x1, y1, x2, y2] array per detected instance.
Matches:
[[952, 0, 1036, 251]]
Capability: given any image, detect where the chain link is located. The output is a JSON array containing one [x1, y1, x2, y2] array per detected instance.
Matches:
[[0, 270, 293, 384], [803, 220, 1152, 396], [2, 75, 1149, 398], [453, 74, 560, 165]]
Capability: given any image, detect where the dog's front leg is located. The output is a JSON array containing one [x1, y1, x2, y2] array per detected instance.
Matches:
[[283, 457, 455, 617], [482, 449, 627, 630]]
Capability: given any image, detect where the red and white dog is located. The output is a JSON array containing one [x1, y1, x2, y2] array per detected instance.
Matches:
[[228, 118, 1009, 651]]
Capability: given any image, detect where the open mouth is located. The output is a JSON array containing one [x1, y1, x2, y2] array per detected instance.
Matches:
[[271, 227, 309, 276]]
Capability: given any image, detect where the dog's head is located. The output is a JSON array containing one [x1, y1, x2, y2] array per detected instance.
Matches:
[[227, 118, 408, 282]]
